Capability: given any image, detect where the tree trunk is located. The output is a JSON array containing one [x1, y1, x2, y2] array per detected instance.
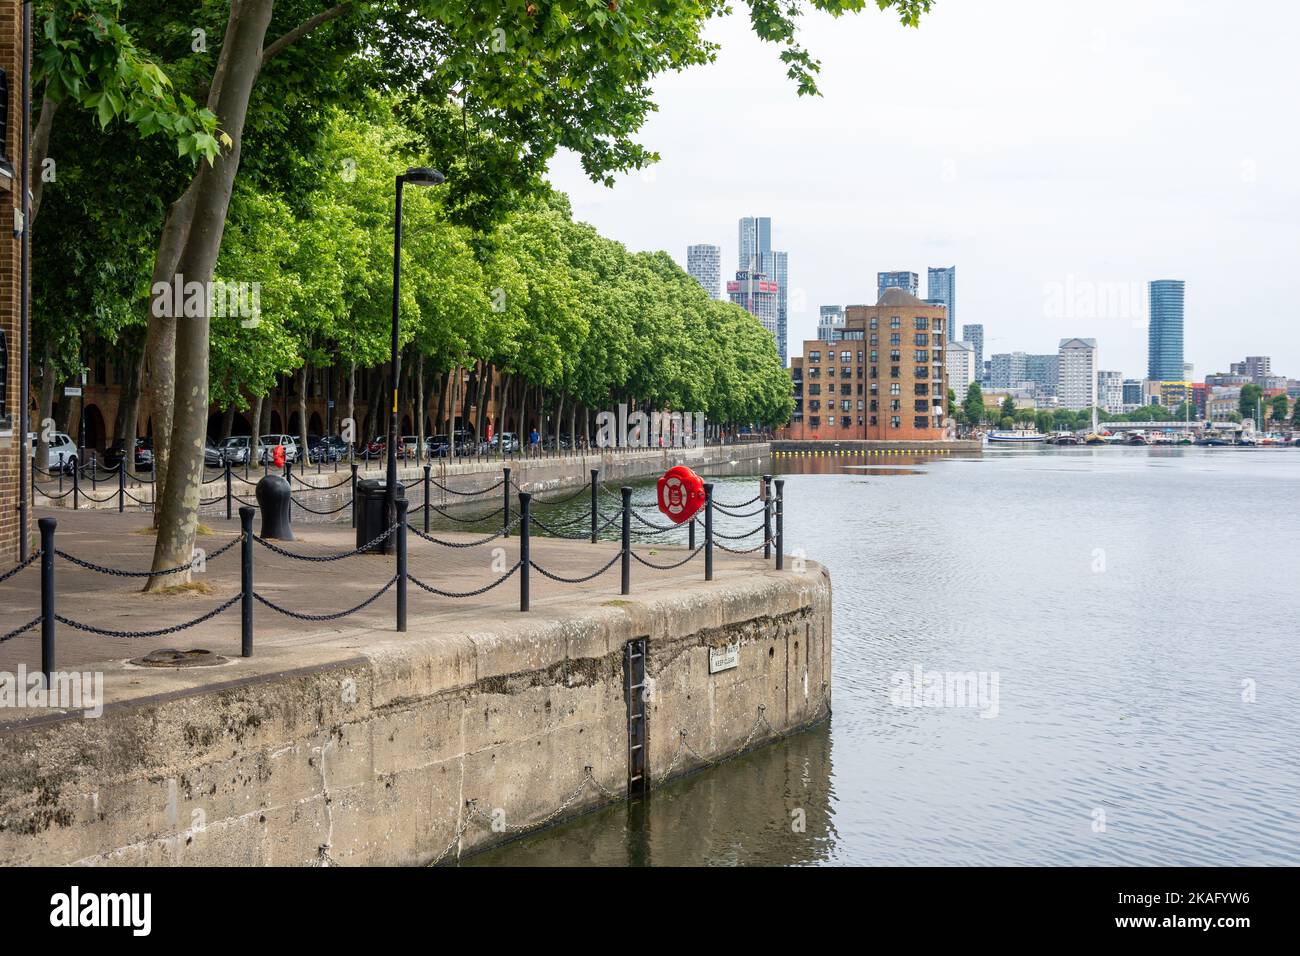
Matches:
[[553, 391, 564, 448], [146, 0, 274, 591], [220, 403, 236, 441], [415, 356, 425, 462], [296, 364, 309, 462], [36, 347, 55, 470], [346, 360, 356, 452], [121, 351, 144, 480]]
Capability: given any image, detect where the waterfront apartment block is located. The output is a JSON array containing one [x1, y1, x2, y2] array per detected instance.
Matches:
[[989, 351, 1027, 389], [727, 270, 780, 346], [1097, 370, 1124, 414], [1148, 280, 1185, 382], [1057, 338, 1097, 410], [818, 305, 845, 341], [927, 266, 956, 339], [686, 244, 721, 299], [962, 324, 984, 378], [877, 271, 919, 299], [783, 288, 949, 441], [1229, 356, 1271, 383], [0, 3, 26, 563], [947, 340, 976, 399], [738, 217, 788, 365]]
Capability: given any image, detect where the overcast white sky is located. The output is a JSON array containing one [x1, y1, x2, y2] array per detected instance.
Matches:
[[545, 0, 1299, 380]]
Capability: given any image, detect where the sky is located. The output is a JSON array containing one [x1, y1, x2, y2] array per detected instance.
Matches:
[[544, 0, 1300, 381]]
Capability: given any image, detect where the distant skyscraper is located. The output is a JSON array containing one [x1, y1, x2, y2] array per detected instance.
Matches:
[[727, 269, 780, 347], [1025, 354, 1059, 399], [738, 217, 788, 364], [947, 339, 976, 400], [1122, 379, 1144, 408], [1097, 370, 1124, 414], [1058, 338, 1098, 410], [1148, 280, 1185, 381], [686, 244, 721, 300], [989, 352, 1027, 389], [962, 324, 984, 377], [877, 271, 919, 299], [818, 305, 844, 341], [927, 266, 956, 340]]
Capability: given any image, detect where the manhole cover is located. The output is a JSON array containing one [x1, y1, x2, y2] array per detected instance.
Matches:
[[129, 648, 228, 668]]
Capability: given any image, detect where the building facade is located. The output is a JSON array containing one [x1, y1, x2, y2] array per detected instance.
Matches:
[[927, 266, 956, 340], [961, 323, 984, 380], [877, 271, 919, 299], [1057, 337, 1097, 410], [1229, 356, 1271, 382], [784, 288, 948, 442], [1097, 370, 1124, 414], [1147, 279, 1185, 382], [947, 339, 975, 400], [1, 5, 27, 563], [686, 243, 721, 300], [989, 351, 1027, 389], [737, 217, 788, 365], [1025, 353, 1059, 399], [818, 305, 844, 341], [726, 270, 780, 342]]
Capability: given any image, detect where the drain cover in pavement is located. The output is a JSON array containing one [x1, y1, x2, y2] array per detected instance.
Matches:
[[129, 648, 228, 668]]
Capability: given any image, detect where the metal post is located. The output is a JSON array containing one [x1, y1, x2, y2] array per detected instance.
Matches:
[[91, 452, 98, 491], [225, 459, 233, 521], [775, 479, 785, 570], [396, 499, 408, 633], [621, 486, 632, 596], [689, 516, 695, 551], [118, 460, 125, 514], [704, 483, 714, 581], [503, 467, 512, 538], [423, 463, 431, 534], [39, 517, 55, 683], [590, 469, 599, 543], [72, 458, 79, 510], [519, 492, 531, 612], [763, 473, 772, 560], [385, 176, 404, 537], [239, 507, 254, 657], [350, 462, 358, 529], [284, 459, 292, 522]]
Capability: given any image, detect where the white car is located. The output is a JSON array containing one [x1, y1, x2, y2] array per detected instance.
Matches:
[[257, 434, 301, 464], [29, 431, 78, 473]]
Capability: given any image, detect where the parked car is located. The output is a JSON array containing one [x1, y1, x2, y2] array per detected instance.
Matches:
[[256, 434, 300, 464], [400, 436, 423, 460], [493, 432, 520, 454], [204, 438, 224, 468], [218, 435, 254, 465], [104, 436, 154, 471], [306, 435, 347, 463], [361, 436, 386, 460], [29, 431, 78, 474], [427, 434, 450, 458]]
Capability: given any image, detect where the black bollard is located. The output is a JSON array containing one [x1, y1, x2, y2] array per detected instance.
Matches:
[[590, 469, 599, 543], [225, 459, 233, 521], [350, 463, 358, 529], [118, 461, 126, 514], [763, 473, 772, 560], [621, 486, 632, 595], [704, 483, 714, 581], [423, 463, 431, 533], [503, 467, 512, 539], [284, 460, 293, 522], [255, 474, 294, 540], [72, 459, 79, 510], [689, 516, 695, 550], [39, 518, 56, 684], [240, 507, 255, 657], [396, 499, 408, 633], [775, 479, 785, 571], [519, 492, 531, 612]]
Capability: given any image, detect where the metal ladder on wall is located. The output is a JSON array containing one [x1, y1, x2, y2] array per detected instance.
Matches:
[[625, 637, 648, 798]]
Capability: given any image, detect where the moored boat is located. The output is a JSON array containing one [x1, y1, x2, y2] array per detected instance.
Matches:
[[986, 429, 1046, 444]]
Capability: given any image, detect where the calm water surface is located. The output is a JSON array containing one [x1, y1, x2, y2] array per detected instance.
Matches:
[[466, 447, 1300, 866]]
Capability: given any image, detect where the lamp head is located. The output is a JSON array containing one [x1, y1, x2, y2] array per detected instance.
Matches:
[[404, 166, 445, 186]]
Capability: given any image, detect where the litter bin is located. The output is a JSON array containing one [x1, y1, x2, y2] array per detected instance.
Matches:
[[356, 478, 404, 553]]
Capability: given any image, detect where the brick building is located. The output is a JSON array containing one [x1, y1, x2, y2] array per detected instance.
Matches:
[[783, 288, 949, 441], [1, 0, 26, 563]]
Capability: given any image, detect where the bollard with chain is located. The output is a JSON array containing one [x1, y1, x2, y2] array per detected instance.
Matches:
[[225, 459, 233, 521], [775, 479, 785, 570], [503, 467, 512, 539], [763, 473, 772, 560], [72, 458, 79, 510], [118, 459, 126, 514], [284, 460, 293, 522], [621, 486, 632, 595], [519, 492, 531, 612], [91, 452, 98, 492], [423, 463, 431, 534], [350, 462, 358, 528], [704, 483, 714, 581], [396, 499, 408, 633], [689, 516, 695, 550], [39, 517, 56, 683], [590, 469, 599, 543], [240, 506, 255, 657]]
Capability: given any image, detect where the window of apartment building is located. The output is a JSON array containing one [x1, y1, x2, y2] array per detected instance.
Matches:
[[889, 383, 900, 396], [870, 382, 878, 394], [840, 351, 851, 363], [810, 400, 820, 411], [827, 416, 836, 426], [914, 400, 928, 412], [856, 351, 864, 363], [808, 383, 820, 395], [890, 316, 901, 329], [840, 384, 850, 396], [890, 399, 900, 412], [890, 333, 901, 346], [915, 383, 929, 395], [857, 399, 864, 410], [870, 334, 878, 346], [915, 367, 928, 379], [809, 351, 821, 362], [913, 416, 929, 429], [842, 417, 851, 428], [914, 317, 929, 330], [914, 350, 929, 363], [869, 399, 878, 412], [810, 416, 820, 428], [869, 318, 878, 330], [856, 384, 863, 396], [890, 416, 901, 428], [932, 333, 944, 347], [827, 367, 835, 378], [890, 350, 900, 362], [869, 415, 877, 426], [890, 366, 900, 378], [870, 366, 878, 379], [869, 350, 877, 362], [808, 368, 820, 379], [841, 400, 851, 412]]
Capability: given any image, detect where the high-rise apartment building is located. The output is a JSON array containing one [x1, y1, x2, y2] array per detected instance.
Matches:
[[1025, 354, 1059, 399], [961, 324, 984, 379], [1229, 356, 1272, 383], [738, 217, 788, 365], [989, 352, 1027, 389], [726, 270, 780, 344], [947, 340, 976, 400], [784, 288, 948, 441], [1122, 379, 1144, 409], [818, 306, 845, 341], [927, 266, 956, 340], [1057, 338, 1098, 410], [877, 271, 919, 299], [1147, 280, 1185, 382], [1097, 370, 1124, 414], [686, 244, 721, 300]]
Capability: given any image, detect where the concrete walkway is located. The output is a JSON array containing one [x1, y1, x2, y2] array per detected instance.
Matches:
[[0, 505, 774, 676]]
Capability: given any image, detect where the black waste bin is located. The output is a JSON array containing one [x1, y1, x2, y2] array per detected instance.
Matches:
[[356, 478, 404, 553]]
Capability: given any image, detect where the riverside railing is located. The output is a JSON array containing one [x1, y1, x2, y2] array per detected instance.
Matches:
[[1, 473, 785, 681]]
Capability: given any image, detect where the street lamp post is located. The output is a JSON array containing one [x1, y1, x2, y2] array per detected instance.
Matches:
[[386, 167, 445, 529]]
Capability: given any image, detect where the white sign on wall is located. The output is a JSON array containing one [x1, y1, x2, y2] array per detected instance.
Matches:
[[709, 643, 739, 674]]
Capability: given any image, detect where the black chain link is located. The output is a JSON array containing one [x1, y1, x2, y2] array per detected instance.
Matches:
[[54, 536, 240, 578], [290, 473, 353, 490], [0, 616, 42, 643], [713, 503, 765, 518], [0, 551, 41, 585], [288, 495, 353, 515], [254, 577, 397, 621], [407, 563, 521, 598], [629, 546, 703, 570], [56, 594, 240, 638], [630, 511, 678, 534], [427, 503, 505, 524], [523, 483, 591, 506], [409, 521, 518, 548], [713, 537, 773, 555], [430, 476, 505, 496], [253, 523, 398, 561], [529, 550, 623, 584], [711, 524, 765, 540]]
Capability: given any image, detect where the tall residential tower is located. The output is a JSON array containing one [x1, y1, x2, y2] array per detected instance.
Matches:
[[686, 244, 721, 300], [927, 266, 956, 340], [1147, 280, 1185, 382]]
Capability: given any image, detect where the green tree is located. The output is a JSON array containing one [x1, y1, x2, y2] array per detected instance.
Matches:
[[1268, 394, 1289, 423], [1000, 395, 1017, 420], [962, 382, 985, 425], [1239, 383, 1263, 421]]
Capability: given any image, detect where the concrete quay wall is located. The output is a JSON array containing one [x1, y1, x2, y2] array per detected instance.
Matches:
[[0, 557, 829, 866]]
